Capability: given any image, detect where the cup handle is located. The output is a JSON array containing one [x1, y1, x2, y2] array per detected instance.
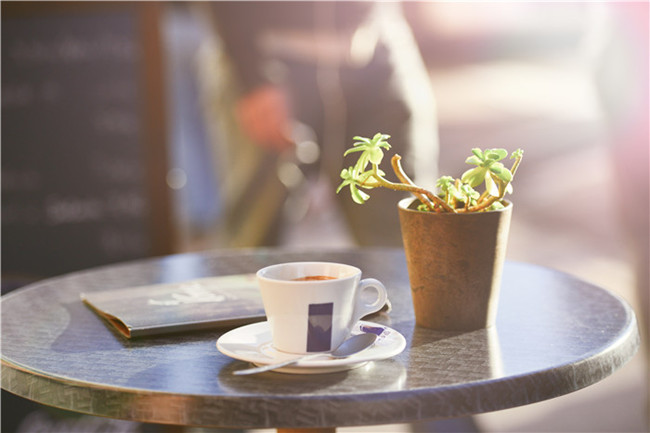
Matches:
[[352, 278, 388, 323]]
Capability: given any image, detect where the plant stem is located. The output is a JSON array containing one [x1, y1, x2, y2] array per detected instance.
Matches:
[[388, 156, 436, 211], [510, 154, 523, 177], [389, 155, 455, 213], [467, 195, 498, 212]]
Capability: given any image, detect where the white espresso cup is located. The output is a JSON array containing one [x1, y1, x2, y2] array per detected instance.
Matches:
[[256, 262, 387, 354]]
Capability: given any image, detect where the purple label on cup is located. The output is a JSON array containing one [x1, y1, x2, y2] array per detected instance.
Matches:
[[307, 302, 333, 352]]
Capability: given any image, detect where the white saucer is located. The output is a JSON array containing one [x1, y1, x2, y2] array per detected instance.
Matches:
[[217, 320, 406, 374]]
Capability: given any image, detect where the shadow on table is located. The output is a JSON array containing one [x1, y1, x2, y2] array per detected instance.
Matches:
[[407, 326, 504, 382], [218, 358, 407, 395]]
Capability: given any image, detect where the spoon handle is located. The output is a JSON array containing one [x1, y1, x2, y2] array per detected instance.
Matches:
[[233, 353, 320, 375]]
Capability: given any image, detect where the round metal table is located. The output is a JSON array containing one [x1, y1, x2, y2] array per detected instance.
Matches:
[[1, 248, 640, 431]]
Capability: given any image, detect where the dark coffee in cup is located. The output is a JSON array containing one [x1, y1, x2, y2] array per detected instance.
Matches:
[[292, 275, 337, 281]]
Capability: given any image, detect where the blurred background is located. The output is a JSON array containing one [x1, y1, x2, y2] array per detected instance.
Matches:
[[2, 2, 647, 432]]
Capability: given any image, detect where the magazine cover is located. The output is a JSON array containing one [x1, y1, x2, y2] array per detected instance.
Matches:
[[81, 274, 265, 338]]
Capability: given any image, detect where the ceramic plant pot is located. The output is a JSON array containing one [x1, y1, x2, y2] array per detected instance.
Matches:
[[398, 197, 512, 331]]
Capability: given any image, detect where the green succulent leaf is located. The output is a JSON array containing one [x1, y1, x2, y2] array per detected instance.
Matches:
[[485, 148, 508, 161], [461, 166, 487, 188], [352, 136, 371, 145], [337, 166, 371, 204], [489, 162, 504, 175], [350, 184, 370, 204], [357, 170, 378, 187], [460, 183, 480, 200], [373, 132, 391, 142], [335, 182, 348, 194], [436, 175, 455, 192], [343, 146, 366, 156], [488, 201, 505, 211], [368, 147, 385, 165], [356, 153, 370, 171], [465, 155, 483, 166], [336, 167, 355, 194], [485, 173, 500, 197], [490, 164, 513, 183], [345, 133, 391, 171]]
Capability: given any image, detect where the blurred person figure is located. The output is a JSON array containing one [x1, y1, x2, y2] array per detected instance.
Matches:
[[198, 1, 438, 247]]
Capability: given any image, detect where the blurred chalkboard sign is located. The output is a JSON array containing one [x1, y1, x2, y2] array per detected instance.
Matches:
[[2, 2, 174, 286]]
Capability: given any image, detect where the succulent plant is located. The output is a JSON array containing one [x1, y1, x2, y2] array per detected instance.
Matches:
[[337, 133, 523, 213]]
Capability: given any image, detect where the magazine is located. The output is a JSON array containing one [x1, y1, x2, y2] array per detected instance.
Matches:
[[81, 274, 265, 338]]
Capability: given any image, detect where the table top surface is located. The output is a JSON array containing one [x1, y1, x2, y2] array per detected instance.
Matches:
[[1, 248, 640, 429]]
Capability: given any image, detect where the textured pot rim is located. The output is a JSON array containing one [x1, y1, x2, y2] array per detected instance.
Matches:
[[397, 197, 513, 215]]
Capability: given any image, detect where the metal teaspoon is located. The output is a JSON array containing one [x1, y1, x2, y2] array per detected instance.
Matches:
[[233, 332, 378, 375]]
